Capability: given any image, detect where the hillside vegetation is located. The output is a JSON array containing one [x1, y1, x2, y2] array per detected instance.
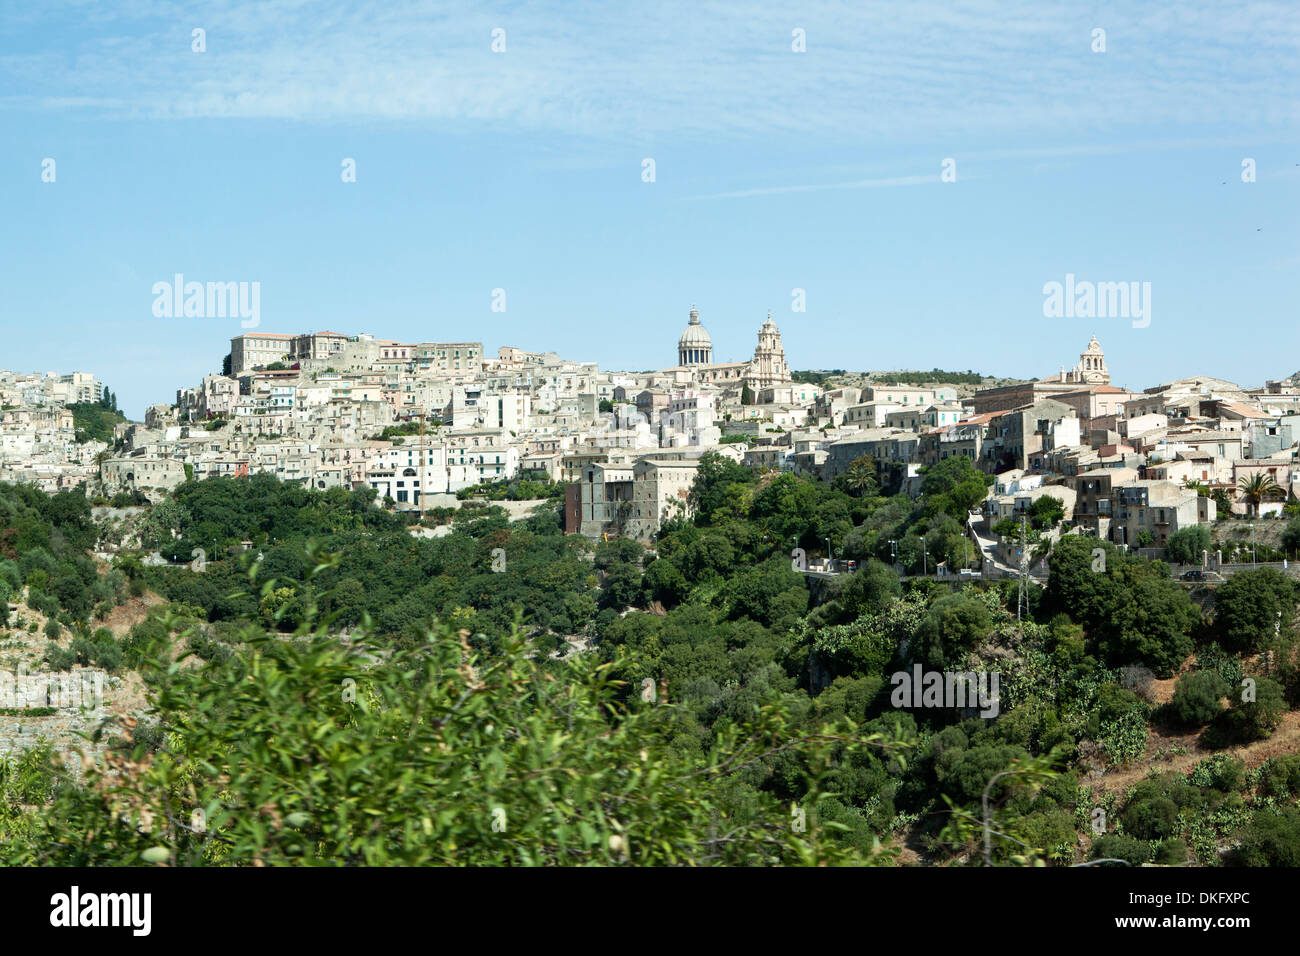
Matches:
[[1, 460, 1299, 866]]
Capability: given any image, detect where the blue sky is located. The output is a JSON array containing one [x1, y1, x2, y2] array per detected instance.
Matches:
[[1, 1, 1297, 418]]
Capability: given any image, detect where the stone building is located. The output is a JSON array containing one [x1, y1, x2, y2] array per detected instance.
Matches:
[[745, 313, 792, 392], [1066, 336, 1110, 385], [665, 306, 793, 393], [229, 332, 293, 375], [973, 337, 1113, 415]]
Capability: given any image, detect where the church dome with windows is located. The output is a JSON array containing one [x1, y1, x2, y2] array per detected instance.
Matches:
[[677, 305, 712, 366]]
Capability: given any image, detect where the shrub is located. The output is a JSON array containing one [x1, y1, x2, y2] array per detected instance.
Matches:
[[1092, 834, 1151, 866], [42, 642, 75, 670], [1260, 755, 1300, 798], [1154, 838, 1188, 865], [1169, 670, 1229, 726]]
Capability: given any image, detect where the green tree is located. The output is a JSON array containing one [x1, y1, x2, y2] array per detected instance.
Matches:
[[835, 559, 902, 621], [1282, 517, 1300, 557], [1213, 567, 1295, 655], [642, 558, 688, 607], [1238, 473, 1281, 517], [912, 592, 991, 670], [1210, 488, 1232, 518], [1028, 494, 1065, 530], [724, 556, 809, 629], [8, 618, 907, 867], [600, 562, 643, 610], [67, 403, 127, 445], [1164, 525, 1211, 565], [1104, 565, 1199, 677], [1212, 676, 1287, 743], [688, 451, 755, 525], [919, 456, 993, 521], [835, 456, 879, 499]]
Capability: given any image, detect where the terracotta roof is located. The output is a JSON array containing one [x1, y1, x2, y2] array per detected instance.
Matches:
[[1058, 384, 1129, 395], [1217, 401, 1270, 418]]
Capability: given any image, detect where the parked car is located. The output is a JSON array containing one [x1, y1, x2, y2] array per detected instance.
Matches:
[[1181, 569, 1204, 581]]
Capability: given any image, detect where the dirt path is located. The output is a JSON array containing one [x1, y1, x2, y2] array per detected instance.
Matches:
[[99, 591, 167, 639], [1086, 710, 1300, 794]]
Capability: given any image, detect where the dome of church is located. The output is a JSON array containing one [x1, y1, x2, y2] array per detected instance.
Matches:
[[678, 306, 711, 349], [678, 305, 713, 367]]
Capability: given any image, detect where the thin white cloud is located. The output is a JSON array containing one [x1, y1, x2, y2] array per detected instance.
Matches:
[[1, 0, 1297, 142], [684, 174, 939, 200]]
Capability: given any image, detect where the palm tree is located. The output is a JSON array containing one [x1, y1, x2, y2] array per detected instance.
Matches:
[[1238, 473, 1281, 517], [839, 456, 879, 498]]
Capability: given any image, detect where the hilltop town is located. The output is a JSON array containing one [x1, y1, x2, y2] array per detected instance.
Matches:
[[7, 313, 1300, 561]]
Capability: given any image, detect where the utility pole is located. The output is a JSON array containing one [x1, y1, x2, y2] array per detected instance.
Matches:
[[1267, 610, 1281, 676], [416, 410, 425, 521], [1017, 516, 1029, 623]]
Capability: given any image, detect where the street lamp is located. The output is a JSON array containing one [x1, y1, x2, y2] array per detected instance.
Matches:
[[826, 537, 832, 573], [889, 538, 898, 570]]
